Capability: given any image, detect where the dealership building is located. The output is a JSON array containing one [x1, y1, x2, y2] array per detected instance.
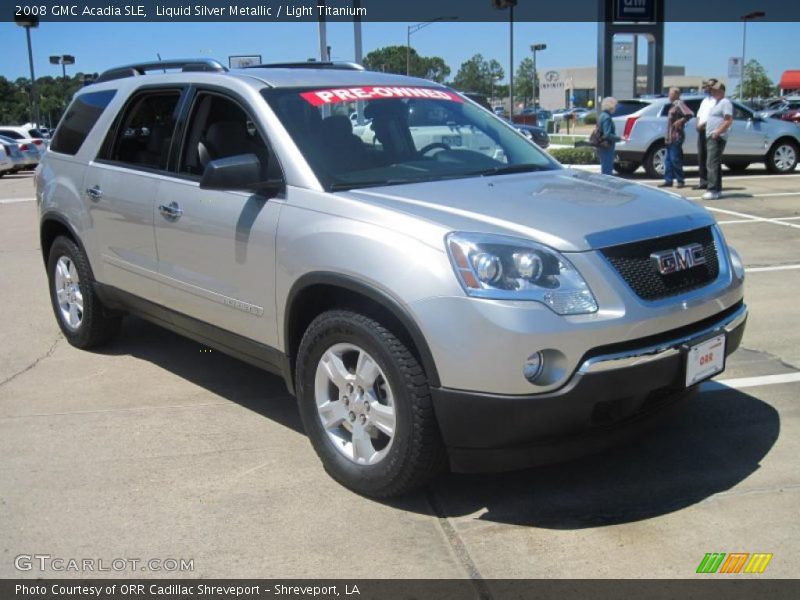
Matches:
[[536, 65, 725, 110]]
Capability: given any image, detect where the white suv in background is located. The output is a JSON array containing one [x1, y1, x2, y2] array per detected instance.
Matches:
[[612, 96, 800, 177]]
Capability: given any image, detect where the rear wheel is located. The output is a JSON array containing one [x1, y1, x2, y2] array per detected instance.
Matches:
[[643, 144, 667, 178], [766, 140, 798, 174], [295, 310, 446, 497], [47, 236, 121, 348]]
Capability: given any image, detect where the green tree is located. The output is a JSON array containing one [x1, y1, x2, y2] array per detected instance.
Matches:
[[452, 54, 504, 95], [735, 59, 774, 100], [515, 57, 536, 106], [0, 73, 95, 128], [420, 56, 451, 83], [362, 45, 450, 82]]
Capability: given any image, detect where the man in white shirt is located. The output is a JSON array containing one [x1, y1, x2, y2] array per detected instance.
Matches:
[[693, 79, 717, 190], [702, 81, 734, 200]]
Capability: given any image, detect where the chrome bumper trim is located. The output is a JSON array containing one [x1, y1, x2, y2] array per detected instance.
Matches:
[[579, 304, 747, 374]]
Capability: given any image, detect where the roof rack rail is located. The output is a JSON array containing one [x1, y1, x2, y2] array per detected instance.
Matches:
[[243, 61, 365, 71], [95, 59, 227, 83]]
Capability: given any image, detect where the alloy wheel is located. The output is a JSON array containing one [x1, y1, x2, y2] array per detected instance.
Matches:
[[314, 343, 396, 465], [53, 255, 83, 330], [774, 144, 797, 172]]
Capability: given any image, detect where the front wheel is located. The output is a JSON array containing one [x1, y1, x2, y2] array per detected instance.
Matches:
[[47, 236, 121, 348], [295, 310, 446, 497], [766, 140, 798, 174]]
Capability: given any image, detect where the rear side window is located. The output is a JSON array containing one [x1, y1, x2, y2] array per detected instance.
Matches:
[[50, 90, 117, 155], [0, 129, 23, 140], [613, 101, 649, 117], [102, 91, 181, 171]]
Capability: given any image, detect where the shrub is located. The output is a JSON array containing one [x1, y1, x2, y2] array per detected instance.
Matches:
[[548, 147, 598, 164], [583, 112, 597, 125]]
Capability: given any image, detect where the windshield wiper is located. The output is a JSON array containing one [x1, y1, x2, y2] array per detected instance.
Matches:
[[329, 179, 417, 191], [471, 163, 551, 177]]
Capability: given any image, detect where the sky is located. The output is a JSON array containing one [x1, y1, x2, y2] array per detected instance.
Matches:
[[0, 20, 797, 84]]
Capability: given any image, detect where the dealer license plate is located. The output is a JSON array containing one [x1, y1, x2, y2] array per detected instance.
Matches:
[[685, 334, 726, 387]]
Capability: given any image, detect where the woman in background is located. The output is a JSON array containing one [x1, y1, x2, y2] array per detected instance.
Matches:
[[597, 97, 621, 175]]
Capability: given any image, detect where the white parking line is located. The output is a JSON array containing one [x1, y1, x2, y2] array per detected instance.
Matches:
[[704, 206, 800, 230], [0, 197, 35, 205], [718, 216, 800, 224], [636, 172, 800, 184], [703, 372, 800, 391], [746, 264, 800, 273], [689, 191, 800, 200]]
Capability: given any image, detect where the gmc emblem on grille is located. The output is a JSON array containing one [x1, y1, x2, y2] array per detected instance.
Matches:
[[650, 243, 707, 275]]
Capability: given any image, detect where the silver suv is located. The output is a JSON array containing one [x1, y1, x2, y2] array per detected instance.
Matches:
[[613, 96, 800, 177], [36, 60, 747, 497]]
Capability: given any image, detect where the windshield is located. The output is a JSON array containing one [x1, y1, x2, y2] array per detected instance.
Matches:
[[262, 86, 559, 190]]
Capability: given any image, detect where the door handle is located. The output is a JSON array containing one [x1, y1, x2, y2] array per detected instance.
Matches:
[[158, 201, 183, 221], [85, 185, 103, 201]]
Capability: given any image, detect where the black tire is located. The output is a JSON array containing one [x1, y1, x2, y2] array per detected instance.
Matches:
[[765, 139, 799, 174], [614, 161, 640, 175], [295, 309, 446, 498], [47, 236, 122, 348], [724, 161, 751, 172], [643, 143, 666, 178]]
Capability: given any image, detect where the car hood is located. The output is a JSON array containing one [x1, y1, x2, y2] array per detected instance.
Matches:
[[344, 168, 715, 252]]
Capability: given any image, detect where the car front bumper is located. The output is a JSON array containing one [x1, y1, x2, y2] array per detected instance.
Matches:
[[431, 302, 746, 472]]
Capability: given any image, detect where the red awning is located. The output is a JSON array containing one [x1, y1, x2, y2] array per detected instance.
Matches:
[[779, 70, 800, 91]]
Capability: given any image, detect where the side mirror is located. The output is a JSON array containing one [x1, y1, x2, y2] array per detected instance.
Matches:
[[199, 153, 283, 196]]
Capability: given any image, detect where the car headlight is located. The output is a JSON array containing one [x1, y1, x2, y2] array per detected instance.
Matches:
[[516, 127, 534, 140], [446, 232, 598, 315], [728, 245, 745, 280]]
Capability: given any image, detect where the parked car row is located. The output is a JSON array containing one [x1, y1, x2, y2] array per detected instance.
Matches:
[[757, 95, 800, 119], [612, 95, 800, 177], [0, 125, 48, 175]]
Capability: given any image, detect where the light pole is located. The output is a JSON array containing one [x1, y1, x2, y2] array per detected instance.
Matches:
[[15, 14, 40, 127], [50, 55, 75, 80], [530, 43, 546, 109], [50, 55, 76, 110], [491, 75, 502, 107], [406, 17, 457, 76], [492, 1, 518, 116], [740, 11, 765, 100]]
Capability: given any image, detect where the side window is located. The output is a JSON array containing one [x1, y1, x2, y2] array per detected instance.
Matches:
[[50, 90, 116, 156], [103, 91, 181, 170], [684, 99, 702, 116], [0, 129, 23, 140], [733, 104, 752, 121], [178, 92, 276, 179]]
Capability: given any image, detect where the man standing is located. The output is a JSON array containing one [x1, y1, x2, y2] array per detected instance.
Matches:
[[659, 87, 693, 188], [702, 81, 734, 200], [693, 79, 717, 190]]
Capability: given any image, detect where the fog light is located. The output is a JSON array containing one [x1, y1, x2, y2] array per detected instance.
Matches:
[[523, 352, 545, 383]]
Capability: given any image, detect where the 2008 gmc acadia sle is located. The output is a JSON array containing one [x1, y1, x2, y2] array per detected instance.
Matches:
[[36, 59, 747, 497]]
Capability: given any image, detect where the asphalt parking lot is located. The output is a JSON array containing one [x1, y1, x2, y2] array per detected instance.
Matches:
[[1, 165, 798, 581]]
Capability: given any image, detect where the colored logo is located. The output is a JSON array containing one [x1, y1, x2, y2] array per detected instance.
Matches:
[[696, 553, 773, 574]]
